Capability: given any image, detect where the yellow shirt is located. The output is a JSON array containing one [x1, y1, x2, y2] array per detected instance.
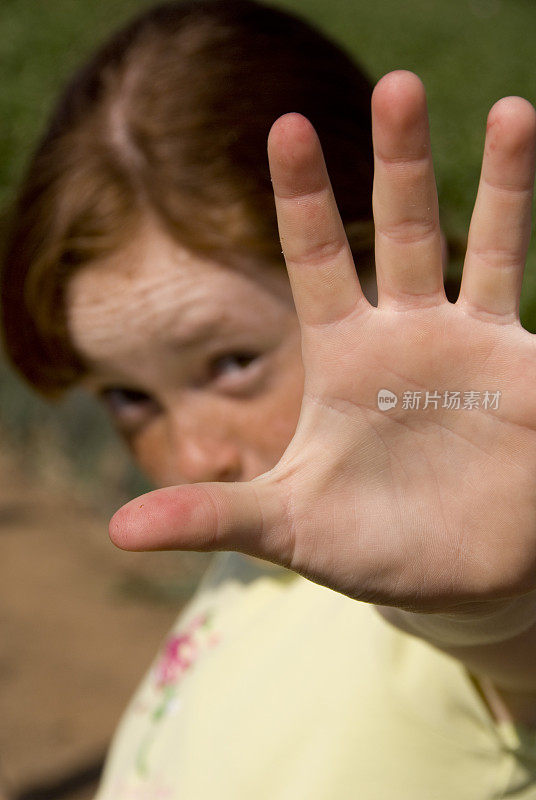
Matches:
[[94, 551, 536, 799]]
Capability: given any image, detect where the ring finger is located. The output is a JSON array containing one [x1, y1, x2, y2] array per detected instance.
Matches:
[[458, 96, 536, 321]]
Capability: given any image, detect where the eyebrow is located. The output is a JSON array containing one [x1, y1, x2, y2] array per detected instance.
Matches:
[[80, 316, 234, 387], [167, 318, 221, 348]]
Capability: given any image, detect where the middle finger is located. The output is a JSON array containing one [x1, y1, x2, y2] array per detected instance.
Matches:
[[372, 71, 445, 308]]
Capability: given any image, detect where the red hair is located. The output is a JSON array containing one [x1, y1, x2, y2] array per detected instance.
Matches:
[[0, 0, 375, 398]]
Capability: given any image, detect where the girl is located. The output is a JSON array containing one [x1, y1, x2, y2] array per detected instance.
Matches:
[[2, 1, 536, 797]]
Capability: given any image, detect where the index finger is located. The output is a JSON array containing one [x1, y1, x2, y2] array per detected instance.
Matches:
[[267, 113, 368, 327]]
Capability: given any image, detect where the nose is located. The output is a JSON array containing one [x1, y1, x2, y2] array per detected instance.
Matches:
[[166, 417, 243, 484], [178, 436, 242, 483]]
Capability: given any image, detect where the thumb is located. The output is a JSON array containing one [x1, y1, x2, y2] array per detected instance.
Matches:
[[109, 478, 290, 564]]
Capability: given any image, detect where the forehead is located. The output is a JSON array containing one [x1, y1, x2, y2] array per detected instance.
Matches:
[[65, 222, 294, 372]]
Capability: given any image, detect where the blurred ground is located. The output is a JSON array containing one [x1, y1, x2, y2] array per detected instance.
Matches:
[[0, 445, 210, 800]]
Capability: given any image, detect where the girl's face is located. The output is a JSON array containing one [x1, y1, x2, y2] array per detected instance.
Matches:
[[66, 220, 376, 489]]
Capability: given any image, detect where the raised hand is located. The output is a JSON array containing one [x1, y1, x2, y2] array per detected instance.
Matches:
[[109, 71, 536, 617]]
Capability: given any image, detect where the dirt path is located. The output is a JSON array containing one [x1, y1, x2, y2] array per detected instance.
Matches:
[[0, 451, 210, 799]]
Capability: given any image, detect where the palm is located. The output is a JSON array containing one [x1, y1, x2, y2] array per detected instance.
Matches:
[[272, 301, 536, 611], [110, 71, 536, 615]]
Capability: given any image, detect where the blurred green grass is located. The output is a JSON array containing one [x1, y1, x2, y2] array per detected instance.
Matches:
[[1, 0, 535, 508]]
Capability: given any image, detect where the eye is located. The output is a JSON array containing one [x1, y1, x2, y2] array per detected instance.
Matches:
[[208, 351, 263, 387], [210, 351, 259, 375], [98, 386, 158, 430]]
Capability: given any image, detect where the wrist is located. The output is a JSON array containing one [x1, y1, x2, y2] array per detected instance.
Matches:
[[375, 591, 536, 648]]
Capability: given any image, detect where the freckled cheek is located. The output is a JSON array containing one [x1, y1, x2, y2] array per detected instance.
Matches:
[[125, 423, 171, 487], [255, 368, 304, 463]]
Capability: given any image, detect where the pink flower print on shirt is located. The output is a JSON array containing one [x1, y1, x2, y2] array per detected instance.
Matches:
[[154, 633, 197, 688], [135, 610, 219, 778], [154, 612, 213, 688]]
